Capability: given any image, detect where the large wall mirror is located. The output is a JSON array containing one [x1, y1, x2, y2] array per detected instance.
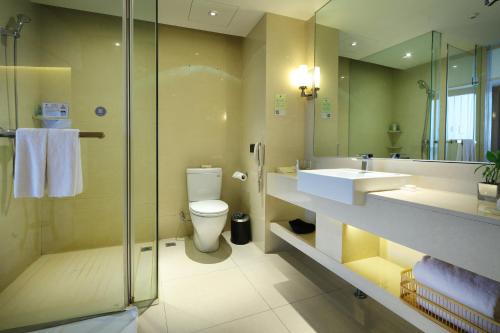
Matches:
[[314, 0, 500, 162]]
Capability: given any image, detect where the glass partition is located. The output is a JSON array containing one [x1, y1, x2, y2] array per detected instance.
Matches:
[[0, 0, 157, 331], [130, 0, 158, 304]]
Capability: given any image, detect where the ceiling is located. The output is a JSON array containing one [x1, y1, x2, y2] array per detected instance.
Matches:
[[31, 0, 329, 37], [159, 0, 328, 36], [317, 0, 500, 69]]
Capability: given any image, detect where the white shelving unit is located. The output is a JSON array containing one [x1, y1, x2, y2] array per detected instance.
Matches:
[[344, 256, 404, 297], [269, 221, 446, 333]]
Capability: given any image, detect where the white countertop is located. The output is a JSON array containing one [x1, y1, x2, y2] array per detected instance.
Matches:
[[369, 188, 500, 227], [269, 172, 500, 227]]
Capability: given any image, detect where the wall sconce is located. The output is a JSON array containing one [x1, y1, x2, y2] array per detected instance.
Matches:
[[291, 65, 320, 99]]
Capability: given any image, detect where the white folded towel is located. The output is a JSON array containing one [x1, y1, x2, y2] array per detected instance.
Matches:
[[14, 128, 48, 198], [413, 256, 500, 321], [46, 129, 83, 197]]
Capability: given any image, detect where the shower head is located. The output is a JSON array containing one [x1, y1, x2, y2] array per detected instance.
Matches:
[[417, 80, 429, 90], [17, 14, 32, 24], [417, 79, 435, 97], [12, 14, 31, 38], [0, 14, 31, 38]]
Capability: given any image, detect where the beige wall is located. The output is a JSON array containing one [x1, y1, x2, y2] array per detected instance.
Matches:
[[239, 14, 310, 252], [316, 55, 430, 159], [314, 25, 341, 157], [349, 60, 394, 158], [240, 17, 267, 250], [158, 25, 243, 239], [392, 63, 431, 159], [264, 14, 308, 252], [38, 7, 126, 253], [38, 8, 156, 252]]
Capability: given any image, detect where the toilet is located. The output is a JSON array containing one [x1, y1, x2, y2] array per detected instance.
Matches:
[[186, 168, 229, 252]]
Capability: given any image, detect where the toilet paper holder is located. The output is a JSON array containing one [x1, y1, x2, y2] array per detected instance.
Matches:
[[232, 171, 248, 182]]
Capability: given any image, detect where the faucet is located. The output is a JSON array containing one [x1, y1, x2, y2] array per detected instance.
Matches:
[[358, 153, 373, 171]]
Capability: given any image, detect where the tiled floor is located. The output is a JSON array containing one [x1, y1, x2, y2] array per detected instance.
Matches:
[[138, 232, 422, 333]]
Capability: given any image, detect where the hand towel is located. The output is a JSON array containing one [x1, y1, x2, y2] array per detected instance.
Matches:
[[46, 129, 83, 197], [14, 128, 48, 198], [289, 219, 315, 234], [413, 256, 500, 321]]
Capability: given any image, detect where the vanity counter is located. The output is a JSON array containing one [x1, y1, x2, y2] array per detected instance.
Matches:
[[369, 188, 500, 227], [267, 172, 500, 332], [267, 172, 500, 282]]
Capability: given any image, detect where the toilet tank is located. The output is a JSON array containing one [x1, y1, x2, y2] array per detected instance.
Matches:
[[186, 168, 222, 202]]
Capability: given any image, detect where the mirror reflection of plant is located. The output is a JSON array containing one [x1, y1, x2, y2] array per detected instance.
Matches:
[[475, 151, 500, 185]]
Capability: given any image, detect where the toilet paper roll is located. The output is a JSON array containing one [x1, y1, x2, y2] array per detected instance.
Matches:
[[232, 171, 247, 182]]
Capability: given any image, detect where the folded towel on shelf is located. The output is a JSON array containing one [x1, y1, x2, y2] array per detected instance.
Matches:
[[413, 256, 500, 322], [289, 219, 315, 234], [14, 128, 48, 198], [46, 129, 83, 197]]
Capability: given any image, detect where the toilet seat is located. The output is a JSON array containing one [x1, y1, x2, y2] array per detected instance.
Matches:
[[189, 200, 228, 217]]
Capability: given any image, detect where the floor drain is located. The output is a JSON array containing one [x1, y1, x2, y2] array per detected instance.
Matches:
[[165, 242, 176, 247]]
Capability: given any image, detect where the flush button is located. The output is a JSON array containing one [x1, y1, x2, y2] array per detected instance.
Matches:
[[95, 106, 107, 117]]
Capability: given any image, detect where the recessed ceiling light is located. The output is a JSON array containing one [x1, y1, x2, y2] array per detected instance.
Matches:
[[208, 10, 218, 17], [403, 52, 412, 59], [114, 42, 121, 47], [452, 65, 458, 69], [351, 42, 358, 46], [340, 76, 345, 79]]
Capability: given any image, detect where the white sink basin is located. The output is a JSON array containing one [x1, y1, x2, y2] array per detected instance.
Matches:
[[297, 168, 411, 205]]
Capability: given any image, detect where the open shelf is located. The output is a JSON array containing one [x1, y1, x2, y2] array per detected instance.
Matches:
[[344, 256, 404, 297], [270, 221, 315, 247], [269, 221, 446, 332]]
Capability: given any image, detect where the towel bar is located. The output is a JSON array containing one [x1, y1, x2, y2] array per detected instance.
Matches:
[[0, 130, 105, 139]]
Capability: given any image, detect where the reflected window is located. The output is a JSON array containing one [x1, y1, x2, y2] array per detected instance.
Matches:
[[446, 92, 476, 140]]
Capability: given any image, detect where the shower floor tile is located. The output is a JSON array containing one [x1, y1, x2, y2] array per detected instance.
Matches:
[[0, 243, 151, 331]]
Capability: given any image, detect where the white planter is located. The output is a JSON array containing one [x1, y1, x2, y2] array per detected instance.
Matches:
[[477, 182, 499, 202]]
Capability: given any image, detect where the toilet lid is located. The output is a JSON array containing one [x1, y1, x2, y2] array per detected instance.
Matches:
[[189, 200, 228, 216]]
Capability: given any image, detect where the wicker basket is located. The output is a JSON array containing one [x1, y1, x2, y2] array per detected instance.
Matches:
[[400, 269, 500, 333]]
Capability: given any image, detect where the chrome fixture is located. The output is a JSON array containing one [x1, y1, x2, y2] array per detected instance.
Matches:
[[354, 288, 367, 299], [0, 14, 32, 38], [358, 153, 373, 171], [485, 0, 498, 6], [299, 85, 320, 99], [417, 79, 435, 159], [417, 79, 435, 98], [1, 13, 32, 132], [0, 130, 105, 139]]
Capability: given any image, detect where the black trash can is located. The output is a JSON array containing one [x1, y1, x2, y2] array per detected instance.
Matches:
[[231, 213, 251, 245]]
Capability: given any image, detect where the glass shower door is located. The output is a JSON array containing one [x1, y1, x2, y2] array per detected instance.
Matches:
[[0, 0, 158, 330], [0, 1, 128, 330], [130, 0, 158, 304]]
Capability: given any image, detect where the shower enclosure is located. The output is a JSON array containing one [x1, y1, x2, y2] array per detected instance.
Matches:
[[0, 0, 157, 331]]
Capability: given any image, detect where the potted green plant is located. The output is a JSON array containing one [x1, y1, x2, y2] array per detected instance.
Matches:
[[475, 151, 500, 202]]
